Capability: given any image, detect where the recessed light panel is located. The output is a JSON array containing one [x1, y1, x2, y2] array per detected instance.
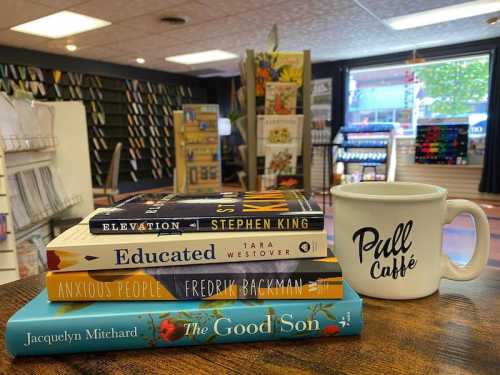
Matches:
[[386, 0, 500, 30], [165, 50, 238, 65], [11, 11, 111, 39]]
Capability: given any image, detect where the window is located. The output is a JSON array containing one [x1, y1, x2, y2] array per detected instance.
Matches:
[[346, 54, 490, 137]]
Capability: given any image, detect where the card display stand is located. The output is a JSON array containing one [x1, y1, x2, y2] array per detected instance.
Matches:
[[0, 99, 93, 285], [243, 50, 312, 194], [174, 105, 221, 193]]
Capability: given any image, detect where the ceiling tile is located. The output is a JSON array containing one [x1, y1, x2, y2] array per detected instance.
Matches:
[[204, 30, 269, 52], [183, 59, 241, 73], [123, 1, 223, 33], [357, 0, 474, 20], [54, 24, 149, 47], [158, 35, 260, 61], [144, 58, 192, 72], [161, 41, 219, 58], [390, 14, 500, 46], [0, 0, 54, 29], [241, 0, 354, 29], [0, 29, 53, 50], [160, 15, 259, 43], [106, 55, 195, 73], [70, 0, 188, 22], [197, 0, 285, 15], [0, 0, 499, 76], [65, 45, 129, 59], [101, 33, 184, 55], [105, 42, 207, 66]]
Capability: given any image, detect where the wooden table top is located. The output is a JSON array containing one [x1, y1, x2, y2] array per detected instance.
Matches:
[[0, 269, 499, 375]]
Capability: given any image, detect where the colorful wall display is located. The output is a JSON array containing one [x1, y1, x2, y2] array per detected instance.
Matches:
[[415, 124, 468, 165]]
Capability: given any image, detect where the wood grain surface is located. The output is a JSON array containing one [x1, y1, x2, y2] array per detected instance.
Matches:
[[0, 269, 499, 375]]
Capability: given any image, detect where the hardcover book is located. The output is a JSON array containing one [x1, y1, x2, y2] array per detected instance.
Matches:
[[89, 190, 323, 234], [265, 82, 298, 115], [257, 115, 303, 157], [46, 224, 328, 272], [46, 251, 342, 301], [6, 283, 361, 357]]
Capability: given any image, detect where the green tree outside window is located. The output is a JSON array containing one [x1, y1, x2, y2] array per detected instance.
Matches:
[[414, 58, 489, 116]]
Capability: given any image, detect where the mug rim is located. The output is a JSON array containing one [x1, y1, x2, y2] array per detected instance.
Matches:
[[331, 182, 447, 202]]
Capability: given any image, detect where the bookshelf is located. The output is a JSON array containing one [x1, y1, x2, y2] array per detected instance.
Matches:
[[0, 99, 93, 285], [244, 50, 312, 194], [0, 62, 207, 191]]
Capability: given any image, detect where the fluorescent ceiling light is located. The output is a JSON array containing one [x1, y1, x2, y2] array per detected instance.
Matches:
[[165, 50, 238, 65], [386, 0, 500, 30], [11, 11, 111, 39]]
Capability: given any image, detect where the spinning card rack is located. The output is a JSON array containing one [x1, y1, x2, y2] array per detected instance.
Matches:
[[244, 49, 312, 195]]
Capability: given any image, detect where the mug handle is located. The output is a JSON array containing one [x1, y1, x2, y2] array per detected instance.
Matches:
[[441, 200, 490, 281]]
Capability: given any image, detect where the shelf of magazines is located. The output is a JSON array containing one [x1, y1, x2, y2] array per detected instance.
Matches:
[[15, 195, 81, 239], [0, 136, 56, 153]]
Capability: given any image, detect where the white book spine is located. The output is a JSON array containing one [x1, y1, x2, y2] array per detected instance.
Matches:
[[48, 230, 327, 272]]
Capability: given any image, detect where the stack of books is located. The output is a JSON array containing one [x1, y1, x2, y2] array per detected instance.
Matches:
[[6, 191, 362, 356]]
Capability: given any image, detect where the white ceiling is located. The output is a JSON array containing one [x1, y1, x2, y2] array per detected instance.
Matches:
[[0, 0, 499, 76]]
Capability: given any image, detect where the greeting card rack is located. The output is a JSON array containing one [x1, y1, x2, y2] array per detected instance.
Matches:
[[0, 99, 93, 285], [243, 49, 312, 195]]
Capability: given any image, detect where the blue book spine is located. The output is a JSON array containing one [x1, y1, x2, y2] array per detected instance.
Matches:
[[6, 290, 362, 356]]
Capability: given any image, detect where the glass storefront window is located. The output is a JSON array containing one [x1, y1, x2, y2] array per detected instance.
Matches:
[[346, 54, 490, 137]]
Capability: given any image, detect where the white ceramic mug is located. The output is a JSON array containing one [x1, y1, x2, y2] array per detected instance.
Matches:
[[331, 182, 490, 300]]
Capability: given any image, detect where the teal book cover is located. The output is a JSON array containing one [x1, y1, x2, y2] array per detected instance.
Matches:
[[6, 283, 362, 357]]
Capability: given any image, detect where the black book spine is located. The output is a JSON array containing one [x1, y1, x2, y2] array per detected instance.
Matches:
[[89, 215, 324, 234]]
